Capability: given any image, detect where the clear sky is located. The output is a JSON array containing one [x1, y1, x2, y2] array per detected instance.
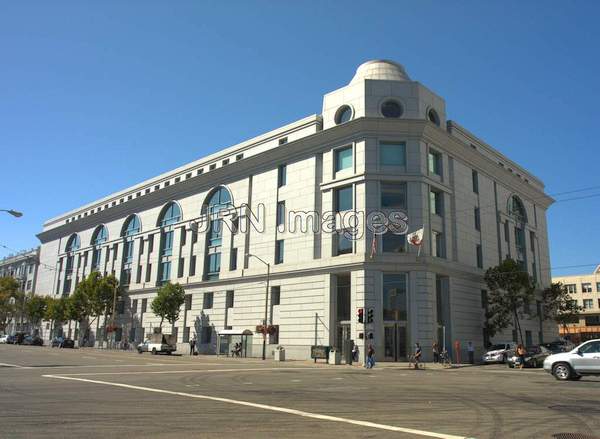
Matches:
[[1, 1, 599, 276]]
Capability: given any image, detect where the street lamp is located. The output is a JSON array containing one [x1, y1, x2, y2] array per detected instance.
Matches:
[[247, 253, 270, 360], [1, 209, 23, 218]]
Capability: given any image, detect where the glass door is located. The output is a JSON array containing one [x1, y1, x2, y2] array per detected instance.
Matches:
[[384, 323, 407, 361]]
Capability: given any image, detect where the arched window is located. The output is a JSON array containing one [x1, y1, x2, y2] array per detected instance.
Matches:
[[158, 202, 182, 227], [65, 234, 80, 253], [203, 187, 233, 280], [157, 202, 182, 284], [121, 216, 141, 279], [508, 196, 527, 224], [122, 215, 141, 237], [91, 225, 108, 245]]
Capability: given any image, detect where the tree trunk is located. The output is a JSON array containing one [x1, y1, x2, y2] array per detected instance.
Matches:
[[513, 308, 524, 345], [159, 316, 164, 331]]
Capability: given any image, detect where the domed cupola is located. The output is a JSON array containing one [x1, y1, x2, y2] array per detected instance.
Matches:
[[349, 60, 411, 84]]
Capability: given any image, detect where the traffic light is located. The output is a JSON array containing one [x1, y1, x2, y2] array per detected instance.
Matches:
[[357, 308, 364, 323], [367, 308, 374, 324]]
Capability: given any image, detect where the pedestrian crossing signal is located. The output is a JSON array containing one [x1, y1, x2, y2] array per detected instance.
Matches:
[[367, 308, 374, 324]]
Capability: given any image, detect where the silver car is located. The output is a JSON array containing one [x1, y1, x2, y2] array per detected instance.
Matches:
[[543, 339, 600, 381]]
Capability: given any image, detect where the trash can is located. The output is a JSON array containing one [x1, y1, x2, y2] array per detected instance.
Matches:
[[274, 346, 285, 362], [328, 349, 341, 365]]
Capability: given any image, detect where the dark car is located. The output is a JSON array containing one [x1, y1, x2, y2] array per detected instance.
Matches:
[[6, 335, 17, 344], [22, 335, 44, 346], [507, 345, 550, 368], [542, 341, 574, 354], [52, 337, 74, 348], [15, 332, 29, 344]]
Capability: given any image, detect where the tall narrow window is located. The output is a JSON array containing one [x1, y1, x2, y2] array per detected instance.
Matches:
[[335, 146, 352, 173], [429, 190, 443, 216], [157, 202, 181, 285], [203, 187, 232, 281], [428, 150, 442, 176], [276, 201, 286, 228], [432, 231, 445, 258], [230, 248, 238, 271], [472, 170, 479, 194], [275, 240, 284, 264], [474, 208, 481, 231], [476, 244, 483, 268], [91, 227, 107, 271], [278, 164, 287, 188]]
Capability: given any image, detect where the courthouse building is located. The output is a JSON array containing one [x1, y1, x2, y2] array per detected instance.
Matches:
[[35, 60, 556, 361]]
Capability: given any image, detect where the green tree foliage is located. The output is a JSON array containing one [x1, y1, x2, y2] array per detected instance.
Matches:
[[66, 286, 91, 326], [484, 258, 535, 345], [542, 282, 583, 334], [0, 278, 19, 332], [45, 296, 68, 329], [150, 282, 186, 330], [24, 294, 48, 328]]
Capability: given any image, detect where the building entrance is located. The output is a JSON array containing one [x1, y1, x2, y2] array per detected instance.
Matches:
[[384, 322, 407, 361], [336, 322, 351, 361]]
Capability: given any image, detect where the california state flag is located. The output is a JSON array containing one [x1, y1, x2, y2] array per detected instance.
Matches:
[[406, 228, 424, 247]]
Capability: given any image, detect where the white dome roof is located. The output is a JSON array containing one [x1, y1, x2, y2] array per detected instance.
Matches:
[[350, 60, 410, 84]]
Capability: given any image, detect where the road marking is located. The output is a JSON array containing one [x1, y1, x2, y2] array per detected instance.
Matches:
[[0, 362, 30, 369], [82, 356, 97, 360], [333, 377, 343, 380], [291, 379, 301, 382], [43, 374, 473, 439], [54, 367, 326, 377], [243, 382, 253, 385]]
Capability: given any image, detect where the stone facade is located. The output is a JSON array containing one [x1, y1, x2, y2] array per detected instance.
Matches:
[[35, 60, 556, 361]]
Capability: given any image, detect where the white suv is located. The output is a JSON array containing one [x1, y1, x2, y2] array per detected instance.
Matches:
[[543, 339, 600, 381]]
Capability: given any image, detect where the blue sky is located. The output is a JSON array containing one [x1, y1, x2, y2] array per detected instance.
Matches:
[[1, 1, 599, 276]]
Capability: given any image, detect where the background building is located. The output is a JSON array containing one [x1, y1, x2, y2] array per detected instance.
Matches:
[[0, 247, 40, 334], [35, 60, 556, 361], [553, 266, 600, 342]]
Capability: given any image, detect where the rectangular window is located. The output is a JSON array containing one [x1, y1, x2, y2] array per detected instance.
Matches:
[[279, 137, 288, 145], [230, 248, 238, 270], [530, 231, 535, 251], [271, 286, 280, 306], [582, 283, 592, 293], [585, 315, 600, 326], [148, 235, 154, 253], [208, 220, 222, 247], [177, 258, 184, 278], [206, 253, 221, 280], [124, 240, 134, 263], [381, 182, 407, 209], [481, 290, 488, 309], [379, 142, 406, 166], [161, 231, 173, 256], [275, 240, 284, 264], [428, 149, 442, 176], [504, 221, 510, 243], [335, 186, 353, 212], [474, 208, 481, 231], [116, 300, 125, 315], [136, 265, 142, 283], [382, 230, 406, 253], [160, 261, 171, 282], [183, 327, 190, 343], [565, 284, 576, 294], [583, 299, 593, 309], [92, 248, 102, 270], [226, 290, 234, 309], [383, 274, 407, 321], [189, 255, 196, 276], [472, 170, 479, 193], [432, 231, 445, 258], [201, 326, 212, 344], [180, 228, 187, 247], [476, 245, 483, 268], [278, 164, 287, 187], [335, 146, 352, 173], [268, 325, 279, 345], [276, 201, 285, 227], [185, 294, 192, 311], [429, 190, 443, 216], [145, 264, 152, 282], [141, 298, 147, 313], [121, 268, 131, 286], [203, 292, 214, 309], [336, 232, 353, 255], [596, 283, 600, 292], [132, 299, 138, 314]]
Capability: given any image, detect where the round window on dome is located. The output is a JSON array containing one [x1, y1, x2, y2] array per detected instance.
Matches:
[[380, 100, 403, 118], [428, 108, 440, 126], [334, 105, 353, 125]]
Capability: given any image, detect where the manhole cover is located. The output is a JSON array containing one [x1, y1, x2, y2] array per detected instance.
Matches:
[[553, 433, 600, 439]]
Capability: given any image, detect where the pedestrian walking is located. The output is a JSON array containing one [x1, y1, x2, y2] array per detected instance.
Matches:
[[467, 341, 475, 365], [352, 344, 359, 363], [516, 344, 526, 369], [189, 337, 196, 356], [432, 341, 440, 363], [414, 342, 423, 369], [366, 344, 375, 369]]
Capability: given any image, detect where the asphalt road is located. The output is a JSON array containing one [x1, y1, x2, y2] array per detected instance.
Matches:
[[1, 345, 599, 439]]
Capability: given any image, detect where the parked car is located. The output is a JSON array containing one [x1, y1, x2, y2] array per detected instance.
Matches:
[[544, 339, 600, 381], [15, 332, 29, 345], [137, 333, 176, 355], [542, 340, 575, 354], [507, 345, 551, 368], [22, 335, 44, 346], [51, 337, 74, 348], [5, 335, 17, 344], [482, 342, 517, 363], [0, 334, 9, 344]]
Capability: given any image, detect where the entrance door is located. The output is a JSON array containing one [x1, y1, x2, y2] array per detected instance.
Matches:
[[336, 323, 351, 361], [384, 323, 407, 361]]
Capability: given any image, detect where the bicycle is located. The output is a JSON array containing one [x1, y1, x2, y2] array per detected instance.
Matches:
[[439, 349, 452, 368], [408, 354, 425, 369]]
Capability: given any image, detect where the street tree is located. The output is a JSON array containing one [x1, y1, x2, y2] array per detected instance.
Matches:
[[542, 282, 583, 336], [484, 258, 535, 345], [66, 286, 91, 342], [151, 282, 186, 331], [24, 294, 49, 333], [0, 277, 21, 332], [45, 296, 68, 338]]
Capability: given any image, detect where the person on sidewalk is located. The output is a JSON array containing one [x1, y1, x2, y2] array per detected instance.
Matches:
[[189, 337, 196, 356], [366, 344, 375, 369], [352, 344, 359, 363], [467, 341, 475, 365], [432, 342, 440, 363], [414, 343, 423, 369], [516, 344, 526, 369]]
